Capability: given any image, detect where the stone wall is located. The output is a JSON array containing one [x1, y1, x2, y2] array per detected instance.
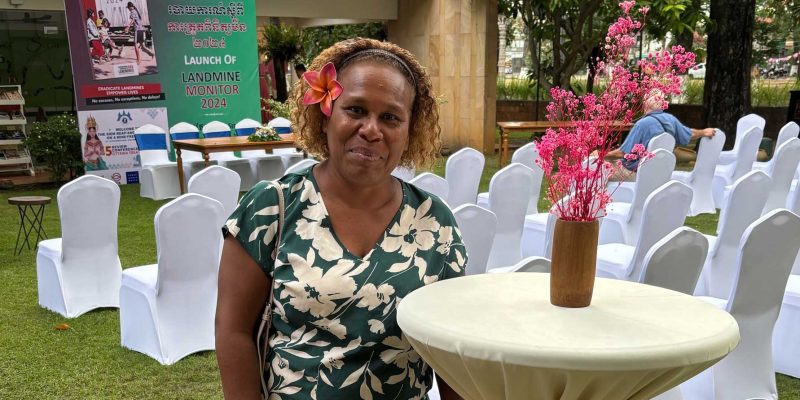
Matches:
[[389, 0, 498, 153]]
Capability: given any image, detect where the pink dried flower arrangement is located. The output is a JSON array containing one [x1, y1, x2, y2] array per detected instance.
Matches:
[[535, 1, 695, 221]]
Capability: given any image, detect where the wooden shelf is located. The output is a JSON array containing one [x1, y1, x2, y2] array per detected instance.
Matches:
[[0, 119, 26, 126], [0, 139, 23, 146], [0, 156, 31, 166], [0, 99, 24, 106]]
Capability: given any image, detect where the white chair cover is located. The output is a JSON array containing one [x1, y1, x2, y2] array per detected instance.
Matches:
[[712, 126, 763, 208], [671, 129, 726, 216], [409, 172, 449, 201], [267, 117, 304, 168], [696, 171, 771, 298], [36, 175, 122, 318], [639, 227, 708, 294], [477, 142, 542, 214], [762, 138, 800, 215], [445, 147, 485, 208], [119, 193, 225, 365], [135, 124, 179, 200], [187, 165, 241, 219], [453, 204, 497, 275], [486, 163, 535, 269], [201, 121, 255, 191], [236, 118, 285, 183], [718, 113, 767, 165], [595, 181, 692, 281], [600, 149, 676, 245], [285, 158, 318, 175], [170, 122, 217, 186], [391, 166, 416, 182], [753, 122, 800, 173], [647, 132, 676, 152], [487, 256, 551, 274], [681, 209, 800, 400], [773, 172, 800, 378]]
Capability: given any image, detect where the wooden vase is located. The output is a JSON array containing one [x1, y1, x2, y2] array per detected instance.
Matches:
[[550, 218, 599, 308]]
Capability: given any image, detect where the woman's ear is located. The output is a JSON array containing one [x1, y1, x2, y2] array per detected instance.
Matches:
[[321, 116, 329, 134]]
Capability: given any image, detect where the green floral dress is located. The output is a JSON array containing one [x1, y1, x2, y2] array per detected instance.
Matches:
[[223, 166, 467, 400]]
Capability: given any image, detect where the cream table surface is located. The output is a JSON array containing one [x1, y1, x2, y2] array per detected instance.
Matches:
[[397, 273, 740, 400]]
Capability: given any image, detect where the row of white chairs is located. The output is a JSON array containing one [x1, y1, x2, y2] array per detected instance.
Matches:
[[135, 118, 304, 200], [37, 174, 228, 365]]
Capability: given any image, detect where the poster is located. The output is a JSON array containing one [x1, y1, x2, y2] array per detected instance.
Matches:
[[64, 0, 260, 183], [77, 107, 169, 185], [149, 2, 260, 125], [87, 0, 158, 80]]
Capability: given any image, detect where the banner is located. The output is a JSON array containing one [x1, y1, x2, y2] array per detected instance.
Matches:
[[64, 0, 259, 184], [149, 2, 260, 126], [78, 107, 169, 185]]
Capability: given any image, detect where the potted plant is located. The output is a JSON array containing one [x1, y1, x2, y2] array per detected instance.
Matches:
[[536, 1, 695, 307]]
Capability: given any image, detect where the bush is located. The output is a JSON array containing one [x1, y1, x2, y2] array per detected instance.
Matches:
[[263, 98, 293, 119], [25, 114, 83, 183]]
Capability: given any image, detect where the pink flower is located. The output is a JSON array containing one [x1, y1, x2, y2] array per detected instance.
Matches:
[[536, 0, 693, 222], [302, 62, 344, 117]]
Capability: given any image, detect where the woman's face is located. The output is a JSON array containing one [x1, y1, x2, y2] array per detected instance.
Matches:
[[87, 127, 98, 140], [322, 61, 414, 185]]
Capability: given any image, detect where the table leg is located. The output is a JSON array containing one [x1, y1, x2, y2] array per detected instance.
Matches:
[[203, 152, 210, 168], [502, 129, 509, 166], [30, 204, 48, 245], [176, 148, 185, 194], [13, 205, 25, 256]]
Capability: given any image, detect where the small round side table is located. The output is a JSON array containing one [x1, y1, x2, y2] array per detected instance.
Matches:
[[9, 196, 51, 256]]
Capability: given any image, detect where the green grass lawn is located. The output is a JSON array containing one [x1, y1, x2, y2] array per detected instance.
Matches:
[[2, 154, 800, 398]]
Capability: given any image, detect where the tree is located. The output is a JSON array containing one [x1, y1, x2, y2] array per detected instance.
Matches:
[[301, 23, 386, 64], [643, 0, 708, 53], [703, 0, 756, 148], [260, 24, 303, 102]]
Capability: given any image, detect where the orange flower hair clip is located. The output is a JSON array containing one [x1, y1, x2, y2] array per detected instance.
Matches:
[[302, 62, 343, 117]]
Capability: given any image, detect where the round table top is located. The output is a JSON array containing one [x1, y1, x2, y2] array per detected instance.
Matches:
[[8, 196, 52, 206], [397, 273, 740, 372]]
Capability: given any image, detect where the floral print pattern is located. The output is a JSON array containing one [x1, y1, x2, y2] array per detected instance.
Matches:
[[224, 166, 466, 400]]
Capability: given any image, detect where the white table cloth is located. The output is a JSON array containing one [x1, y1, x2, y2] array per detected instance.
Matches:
[[397, 273, 740, 400]]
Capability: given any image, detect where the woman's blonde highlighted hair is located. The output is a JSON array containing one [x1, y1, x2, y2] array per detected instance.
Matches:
[[290, 38, 440, 168]]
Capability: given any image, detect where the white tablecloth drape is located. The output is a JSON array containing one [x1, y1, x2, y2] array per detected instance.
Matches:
[[398, 273, 740, 400]]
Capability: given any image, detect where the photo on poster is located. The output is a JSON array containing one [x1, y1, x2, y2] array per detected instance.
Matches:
[[84, 0, 158, 80], [78, 107, 169, 185]]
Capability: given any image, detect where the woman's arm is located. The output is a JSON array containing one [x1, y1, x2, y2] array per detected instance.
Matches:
[[216, 236, 271, 400], [437, 374, 464, 400]]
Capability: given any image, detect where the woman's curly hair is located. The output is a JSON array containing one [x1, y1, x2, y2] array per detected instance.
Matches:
[[290, 38, 441, 168]]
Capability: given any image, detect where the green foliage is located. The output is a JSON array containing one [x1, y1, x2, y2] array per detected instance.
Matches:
[[681, 78, 705, 105], [263, 98, 293, 119], [300, 23, 386, 64], [24, 114, 82, 183], [260, 24, 302, 63], [675, 79, 799, 107]]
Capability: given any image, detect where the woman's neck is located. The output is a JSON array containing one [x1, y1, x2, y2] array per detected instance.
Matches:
[[313, 161, 399, 210]]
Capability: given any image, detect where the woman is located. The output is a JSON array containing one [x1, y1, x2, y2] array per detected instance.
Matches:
[[83, 116, 106, 171], [86, 9, 104, 63], [123, 2, 151, 64], [216, 39, 466, 400]]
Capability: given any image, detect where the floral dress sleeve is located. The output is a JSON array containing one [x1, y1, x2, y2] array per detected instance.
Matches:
[[222, 180, 282, 277]]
